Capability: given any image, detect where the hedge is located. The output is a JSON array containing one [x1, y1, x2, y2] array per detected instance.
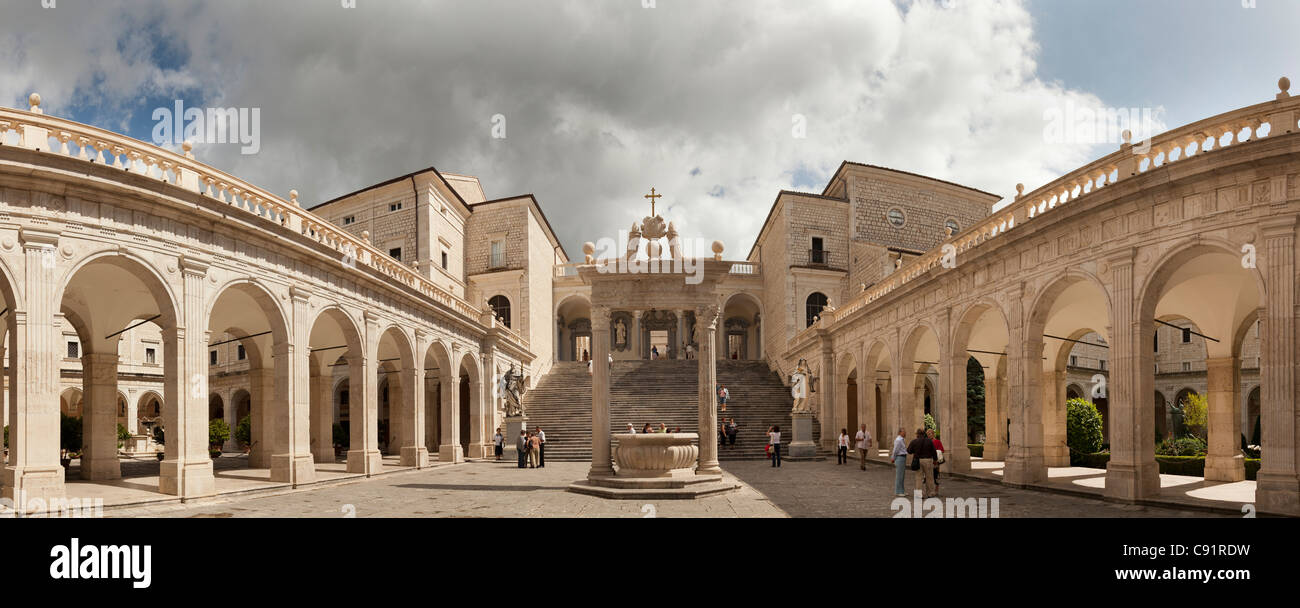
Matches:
[[1062, 453, 1262, 480]]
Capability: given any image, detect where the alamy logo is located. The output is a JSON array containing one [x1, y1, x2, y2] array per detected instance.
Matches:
[[49, 538, 152, 589], [151, 100, 261, 155]]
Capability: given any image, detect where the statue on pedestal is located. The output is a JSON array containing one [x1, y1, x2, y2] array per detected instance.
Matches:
[[500, 364, 526, 418], [790, 358, 812, 413], [615, 318, 627, 348]]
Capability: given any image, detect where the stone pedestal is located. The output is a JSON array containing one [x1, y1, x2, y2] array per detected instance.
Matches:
[[503, 416, 527, 461], [788, 412, 818, 459], [123, 434, 152, 455]]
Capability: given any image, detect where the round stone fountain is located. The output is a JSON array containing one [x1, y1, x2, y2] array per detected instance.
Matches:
[[568, 433, 739, 499]]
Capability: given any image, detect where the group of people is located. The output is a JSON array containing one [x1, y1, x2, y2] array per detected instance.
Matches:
[[493, 427, 547, 469], [717, 418, 739, 447], [631, 423, 682, 434], [835, 424, 875, 469], [890, 427, 944, 498]]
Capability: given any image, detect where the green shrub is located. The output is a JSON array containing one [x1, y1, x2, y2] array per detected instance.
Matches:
[[965, 356, 985, 443], [1156, 436, 1206, 456], [1074, 451, 1111, 470], [332, 423, 349, 448], [209, 418, 231, 449], [968, 444, 983, 458], [60, 413, 83, 453], [117, 423, 131, 445], [923, 414, 938, 439], [1066, 398, 1104, 463], [1155, 455, 1205, 477], [1180, 392, 1208, 440], [234, 415, 252, 448]]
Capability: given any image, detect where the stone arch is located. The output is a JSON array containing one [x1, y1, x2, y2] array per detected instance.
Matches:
[[1137, 238, 1263, 484], [307, 304, 364, 465], [59, 387, 84, 418], [864, 339, 894, 448], [900, 321, 942, 435], [457, 348, 484, 458], [555, 294, 592, 362], [377, 325, 417, 458], [721, 291, 763, 360], [425, 340, 455, 457], [952, 298, 1012, 462]]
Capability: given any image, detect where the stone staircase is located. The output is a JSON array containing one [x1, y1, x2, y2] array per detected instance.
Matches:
[[524, 359, 821, 462]]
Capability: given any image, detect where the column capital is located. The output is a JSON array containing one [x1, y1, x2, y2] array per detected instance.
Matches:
[[1260, 215, 1297, 238], [592, 305, 611, 326], [1103, 246, 1135, 268], [289, 284, 314, 303], [18, 227, 60, 249], [363, 311, 382, 325], [178, 254, 211, 276]]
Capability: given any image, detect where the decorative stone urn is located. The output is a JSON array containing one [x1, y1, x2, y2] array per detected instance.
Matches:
[[613, 433, 699, 478]]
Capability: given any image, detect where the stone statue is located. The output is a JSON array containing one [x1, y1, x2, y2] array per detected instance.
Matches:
[[790, 358, 812, 413], [615, 319, 627, 347], [501, 364, 526, 418]]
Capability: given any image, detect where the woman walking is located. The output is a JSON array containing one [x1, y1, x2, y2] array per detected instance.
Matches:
[[836, 428, 850, 465], [890, 428, 908, 497], [927, 428, 945, 493], [768, 425, 782, 468], [528, 431, 542, 469]]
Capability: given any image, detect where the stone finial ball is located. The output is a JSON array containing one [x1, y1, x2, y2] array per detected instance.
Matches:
[[711, 240, 725, 255], [1016, 183, 1025, 195], [362, 230, 371, 242], [1281, 77, 1291, 93], [582, 242, 596, 256], [29, 93, 41, 108], [1121, 129, 1132, 143]]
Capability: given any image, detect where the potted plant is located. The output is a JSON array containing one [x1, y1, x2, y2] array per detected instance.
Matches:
[[209, 418, 231, 459], [234, 415, 252, 454], [117, 423, 131, 453]]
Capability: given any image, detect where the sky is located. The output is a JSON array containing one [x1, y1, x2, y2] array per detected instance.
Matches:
[[2, 0, 1298, 259]]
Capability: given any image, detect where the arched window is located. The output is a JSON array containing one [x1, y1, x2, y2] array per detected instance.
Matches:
[[805, 292, 828, 328], [489, 295, 511, 328]]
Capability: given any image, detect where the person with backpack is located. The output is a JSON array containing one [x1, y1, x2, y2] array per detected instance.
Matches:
[[906, 428, 937, 498]]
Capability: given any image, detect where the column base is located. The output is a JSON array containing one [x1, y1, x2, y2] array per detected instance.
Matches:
[[248, 447, 269, 469], [1255, 473, 1300, 516], [346, 449, 383, 475], [1104, 459, 1161, 502], [1204, 453, 1246, 482], [587, 464, 616, 480], [312, 448, 335, 465], [78, 455, 122, 481], [437, 444, 464, 465], [1043, 446, 1070, 468], [696, 463, 723, 475], [271, 453, 317, 485], [467, 442, 491, 459], [1002, 452, 1046, 486], [945, 444, 972, 474], [159, 458, 216, 498], [400, 446, 429, 468], [3, 465, 66, 512]]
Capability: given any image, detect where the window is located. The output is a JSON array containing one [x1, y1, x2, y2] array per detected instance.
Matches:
[[67, 341, 79, 359], [490, 240, 506, 268], [210, 350, 218, 366], [389, 247, 402, 260], [145, 348, 156, 365], [1069, 355, 1077, 367], [1099, 359, 1106, 371], [441, 251, 449, 270], [1154, 330, 1159, 352], [1182, 361, 1192, 372], [810, 237, 826, 265], [488, 295, 511, 328], [887, 207, 906, 228], [237, 344, 246, 361], [805, 292, 828, 328], [1182, 327, 1192, 343], [343, 216, 356, 225], [945, 218, 959, 235], [389, 202, 403, 212]]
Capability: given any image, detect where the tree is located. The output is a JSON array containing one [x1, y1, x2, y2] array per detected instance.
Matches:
[[1181, 392, 1208, 440], [965, 356, 986, 442], [60, 413, 83, 454], [234, 415, 252, 449], [1066, 398, 1104, 460], [209, 418, 231, 449]]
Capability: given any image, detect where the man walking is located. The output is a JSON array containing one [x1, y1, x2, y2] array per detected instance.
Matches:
[[906, 428, 937, 498], [855, 424, 872, 471], [516, 430, 528, 469], [536, 426, 547, 468], [890, 428, 908, 497]]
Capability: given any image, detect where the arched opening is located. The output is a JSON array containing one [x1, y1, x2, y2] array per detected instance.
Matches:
[[1024, 272, 1111, 485], [488, 295, 511, 329], [58, 254, 179, 489], [458, 350, 482, 458], [721, 292, 762, 360], [60, 388, 84, 418], [231, 388, 251, 452], [377, 326, 416, 464], [208, 393, 224, 421], [805, 292, 828, 328], [307, 306, 362, 467], [901, 324, 941, 437], [838, 352, 858, 440], [953, 302, 1011, 466], [425, 342, 453, 459], [556, 295, 592, 362], [864, 340, 894, 456]]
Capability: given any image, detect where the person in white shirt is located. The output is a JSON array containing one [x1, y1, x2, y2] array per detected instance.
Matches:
[[493, 428, 504, 461], [837, 428, 850, 465], [855, 424, 873, 471], [626, 423, 637, 434], [891, 428, 908, 497], [768, 425, 782, 468], [536, 427, 547, 468]]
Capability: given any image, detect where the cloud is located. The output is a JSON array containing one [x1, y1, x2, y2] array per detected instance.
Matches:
[[1, 0, 1118, 259]]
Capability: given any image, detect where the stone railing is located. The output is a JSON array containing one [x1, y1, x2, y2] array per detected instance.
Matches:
[[821, 77, 1300, 331], [0, 94, 493, 332]]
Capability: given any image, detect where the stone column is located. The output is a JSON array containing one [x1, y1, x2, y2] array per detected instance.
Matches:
[[1256, 220, 1300, 514], [311, 371, 333, 463], [247, 366, 268, 468], [943, 348, 970, 473], [467, 347, 493, 459], [676, 310, 686, 359], [1204, 356, 1245, 481], [347, 312, 383, 474], [1043, 370, 1069, 467], [401, 331, 429, 468], [127, 388, 140, 435], [224, 388, 239, 452], [80, 352, 121, 480], [1004, 310, 1047, 486], [556, 318, 563, 363], [3, 229, 66, 507], [819, 344, 835, 450], [438, 344, 464, 464], [695, 303, 722, 474], [159, 257, 216, 498], [589, 306, 614, 478], [1104, 251, 1160, 501], [983, 369, 1005, 460]]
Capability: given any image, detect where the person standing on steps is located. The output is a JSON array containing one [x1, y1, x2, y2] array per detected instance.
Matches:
[[717, 384, 729, 412], [651, 345, 659, 360], [516, 430, 528, 469], [727, 418, 738, 446], [537, 426, 547, 468], [855, 424, 873, 471], [493, 428, 504, 461], [768, 425, 782, 468], [890, 428, 908, 497], [836, 428, 850, 465]]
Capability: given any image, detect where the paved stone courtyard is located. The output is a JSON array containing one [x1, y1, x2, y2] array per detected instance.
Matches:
[[102, 457, 1230, 518]]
